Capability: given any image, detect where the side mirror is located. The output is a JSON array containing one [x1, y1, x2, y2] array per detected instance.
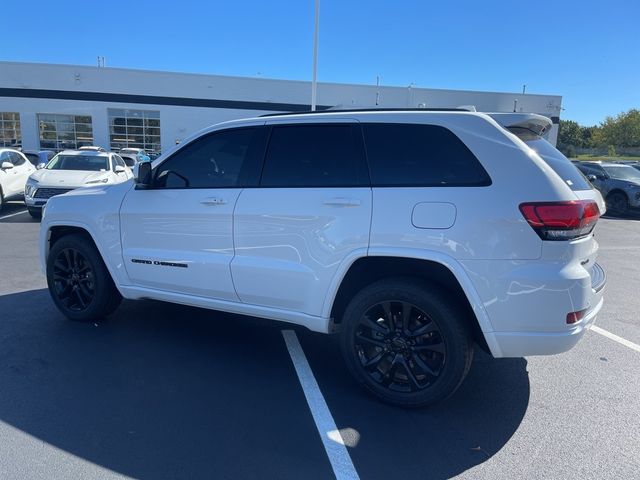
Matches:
[[587, 174, 597, 182], [36, 163, 46, 170], [114, 165, 126, 174], [1, 161, 14, 170], [135, 161, 152, 188]]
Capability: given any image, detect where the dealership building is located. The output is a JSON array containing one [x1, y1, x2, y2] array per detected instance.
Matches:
[[0, 61, 563, 154]]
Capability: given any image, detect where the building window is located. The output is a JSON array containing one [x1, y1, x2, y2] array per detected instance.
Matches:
[[108, 109, 161, 154], [0, 112, 21, 147], [38, 114, 94, 151]]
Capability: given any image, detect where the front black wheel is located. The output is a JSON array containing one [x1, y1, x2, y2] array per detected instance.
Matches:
[[607, 192, 629, 216], [27, 207, 42, 219], [340, 278, 473, 408], [46, 233, 122, 321]]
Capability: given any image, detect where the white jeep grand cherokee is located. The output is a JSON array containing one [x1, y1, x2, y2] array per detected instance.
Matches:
[[40, 110, 606, 407]]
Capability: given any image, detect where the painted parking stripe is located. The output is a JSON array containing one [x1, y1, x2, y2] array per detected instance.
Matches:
[[282, 330, 359, 480], [591, 325, 640, 353], [0, 210, 28, 220]]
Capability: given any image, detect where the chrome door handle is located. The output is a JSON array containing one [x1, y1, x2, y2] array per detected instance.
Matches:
[[322, 197, 361, 207], [200, 197, 227, 205]]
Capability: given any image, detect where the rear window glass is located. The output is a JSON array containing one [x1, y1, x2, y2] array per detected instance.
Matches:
[[362, 123, 491, 187], [509, 127, 592, 191]]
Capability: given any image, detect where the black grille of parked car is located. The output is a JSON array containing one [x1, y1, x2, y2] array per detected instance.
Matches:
[[34, 188, 75, 199]]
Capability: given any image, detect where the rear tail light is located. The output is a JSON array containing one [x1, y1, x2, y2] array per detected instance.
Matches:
[[519, 200, 600, 241], [567, 308, 587, 324]]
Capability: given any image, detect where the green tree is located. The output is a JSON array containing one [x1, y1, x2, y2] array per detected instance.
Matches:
[[593, 109, 640, 147], [582, 125, 599, 147], [558, 120, 584, 148]]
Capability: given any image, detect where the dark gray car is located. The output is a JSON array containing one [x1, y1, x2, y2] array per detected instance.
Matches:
[[573, 161, 640, 215]]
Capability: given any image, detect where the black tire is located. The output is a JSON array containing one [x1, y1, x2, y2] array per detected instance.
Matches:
[[0, 187, 4, 211], [28, 207, 42, 219], [607, 192, 629, 216], [46, 233, 122, 321], [340, 278, 474, 408]]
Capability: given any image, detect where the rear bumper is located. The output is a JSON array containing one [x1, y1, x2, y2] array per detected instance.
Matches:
[[462, 256, 606, 358], [489, 295, 603, 357]]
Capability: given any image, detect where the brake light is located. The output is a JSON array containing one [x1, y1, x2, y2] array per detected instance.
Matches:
[[566, 309, 587, 324], [519, 200, 600, 241]]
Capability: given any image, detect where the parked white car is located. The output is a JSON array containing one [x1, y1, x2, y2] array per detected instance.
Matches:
[[39, 110, 606, 407], [25, 149, 133, 218], [0, 148, 36, 210]]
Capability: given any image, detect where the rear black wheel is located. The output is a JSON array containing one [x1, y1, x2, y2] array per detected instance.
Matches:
[[607, 192, 629, 216], [340, 278, 473, 408], [46, 233, 122, 321]]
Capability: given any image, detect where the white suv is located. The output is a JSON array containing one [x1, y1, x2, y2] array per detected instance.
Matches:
[[39, 110, 606, 407], [25, 149, 133, 218], [0, 148, 35, 210]]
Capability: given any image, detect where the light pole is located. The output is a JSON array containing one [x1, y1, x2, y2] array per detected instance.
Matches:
[[311, 0, 319, 111]]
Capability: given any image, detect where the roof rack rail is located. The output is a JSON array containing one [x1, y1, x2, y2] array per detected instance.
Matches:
[[260, 107, 468, 117]]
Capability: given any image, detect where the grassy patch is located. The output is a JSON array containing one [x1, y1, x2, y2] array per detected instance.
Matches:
[[570, 154, 640, 162]]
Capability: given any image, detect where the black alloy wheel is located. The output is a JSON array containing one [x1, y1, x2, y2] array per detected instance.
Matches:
[[28, 207, 42, 219], [354, 301, 446, 393], [340, 278, 473, 408], [46, 233, 122, 321], [52, 248, 96, 311]]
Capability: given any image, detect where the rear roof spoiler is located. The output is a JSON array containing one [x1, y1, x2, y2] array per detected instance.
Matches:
[[486, 113, 553, 137]]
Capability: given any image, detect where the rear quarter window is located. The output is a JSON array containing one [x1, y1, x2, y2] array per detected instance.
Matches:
[[362, 123, 491, 187], [509, 127, 592, 191]]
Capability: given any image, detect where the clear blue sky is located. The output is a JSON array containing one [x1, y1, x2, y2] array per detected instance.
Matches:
[[3, 0, 638, 126]]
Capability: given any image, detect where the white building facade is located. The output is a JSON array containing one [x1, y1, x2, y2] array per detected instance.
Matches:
[[0, 61, 563, 153]]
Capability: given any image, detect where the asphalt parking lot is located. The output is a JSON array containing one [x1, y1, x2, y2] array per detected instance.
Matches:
[[0, 201, 639, 480]]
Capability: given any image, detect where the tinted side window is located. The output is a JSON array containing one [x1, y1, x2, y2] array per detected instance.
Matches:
[[260, 124, 368, 187], [24, 153, 40, 166], [362, 123, 491, 187], [155, 127, 263, 189], [113, 155, 126, 168], [10, 151, 26, 166], [577, 164, 604, 176], [122, 156, 136, 168]]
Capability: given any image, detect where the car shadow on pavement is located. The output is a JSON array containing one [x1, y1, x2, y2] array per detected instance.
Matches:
[[297, 329, 530, 479], [0, 201, 37, 223], [601, 209, 640, 221], [0, 289, 335, 480], [0, 289, 530, 480]]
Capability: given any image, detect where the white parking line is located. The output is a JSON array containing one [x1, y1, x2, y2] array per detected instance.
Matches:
[[282, 330, 359, 480], [591, 325, 640, 353], [0, 210, 28, 220]]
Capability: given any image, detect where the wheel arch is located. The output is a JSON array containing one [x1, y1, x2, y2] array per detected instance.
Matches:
[[43, 222, 123, 294], [325, 250, 499, 355], [606, 189, 628, 201]]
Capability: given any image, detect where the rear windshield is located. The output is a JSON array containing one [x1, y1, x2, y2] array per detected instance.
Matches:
[[46, 154, 109, 171], [509, 127, 592, 191]]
